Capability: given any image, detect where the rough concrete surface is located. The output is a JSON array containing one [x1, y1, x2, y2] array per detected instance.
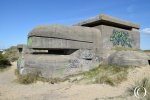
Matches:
[[108, 51, 149, 66]]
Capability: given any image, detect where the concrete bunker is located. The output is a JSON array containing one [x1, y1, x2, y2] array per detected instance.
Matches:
[[17, 14, 149, 79]]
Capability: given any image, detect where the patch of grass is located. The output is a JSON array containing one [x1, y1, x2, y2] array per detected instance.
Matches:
[[95, 75, 115, 86], [14, 69, 63, 84], [81, 64, 131, 86], [126, 77, 150, 99], [15, 69, 38, 84], [63, 64, 132, 86]]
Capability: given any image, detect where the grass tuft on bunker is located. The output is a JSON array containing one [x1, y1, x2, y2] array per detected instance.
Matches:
[[66, 64, 133, 86], [82, 64, 131, 86]]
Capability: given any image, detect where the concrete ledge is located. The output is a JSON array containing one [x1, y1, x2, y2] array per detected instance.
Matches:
[[75, 14, 140, 29]]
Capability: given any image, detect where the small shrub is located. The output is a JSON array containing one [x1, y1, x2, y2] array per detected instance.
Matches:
[[144, 50, 150, 52], [4, 46, 19, 62], [15, 69, 38, 84], [18, 74, 38, 84], [0, 53, 11, 69]]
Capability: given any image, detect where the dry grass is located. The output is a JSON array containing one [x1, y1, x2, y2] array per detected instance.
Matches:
[[76, 64, 132, 86], [87, 65, 130, 86], [14, 69, 62, 84], [126, 77, 150, 99], [4, 46, 19, 62], [15, 69, 39, 84]]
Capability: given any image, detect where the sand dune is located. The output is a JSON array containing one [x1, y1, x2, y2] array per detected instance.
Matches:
[[0, 62, 149, 100]]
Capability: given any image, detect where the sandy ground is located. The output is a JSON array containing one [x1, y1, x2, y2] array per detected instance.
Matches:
[[0, 62, 150, 100]]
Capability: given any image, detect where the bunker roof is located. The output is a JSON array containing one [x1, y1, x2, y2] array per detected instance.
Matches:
[[75, 14, 140, 29]]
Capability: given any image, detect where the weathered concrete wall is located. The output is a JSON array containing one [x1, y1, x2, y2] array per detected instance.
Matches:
[[108, 51, 149, 66], [28, 25, 101, 50], [17, 49, 101, 78], [28, 37, 93, 49]]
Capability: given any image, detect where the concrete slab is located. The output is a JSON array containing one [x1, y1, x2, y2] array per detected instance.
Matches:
[[74, 14, 140, 29]]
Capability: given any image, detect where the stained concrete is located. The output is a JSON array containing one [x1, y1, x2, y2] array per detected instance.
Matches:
[[17, 14, 149, 79], [108, 51, 149, 66]]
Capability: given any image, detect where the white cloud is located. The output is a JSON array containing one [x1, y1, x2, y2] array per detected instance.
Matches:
[[141, 28, 150, 34]]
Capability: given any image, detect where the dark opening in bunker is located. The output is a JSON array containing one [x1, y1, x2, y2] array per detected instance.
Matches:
[[32, 49, 77, 55], [48, 49, 77, 55], [85, 58, 92, 60], [17, 45, 24, 53], [148, 60, 150, 65], [18, 48, 23, 53]]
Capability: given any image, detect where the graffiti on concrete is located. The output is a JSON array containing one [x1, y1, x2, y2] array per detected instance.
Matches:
[[110, 30, 132, 48], [64, 59, 80, 73], [68, 59, 80, 68], [93, 56, 101, 62], [80, 49, 94, 59], [27, 37, 32, 46]]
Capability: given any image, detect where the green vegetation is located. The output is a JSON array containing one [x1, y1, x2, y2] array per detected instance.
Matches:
[[4, 46, 19, 62], [0, 46, 19, 71], [126, 77, 150, 99], [0, 53, 11, 69], [144, 50, 150, 52], [66, 64, 133, 86], [82, 64, 131, 86], [27, 38, 32, 46], [15, 69, 38, 84]]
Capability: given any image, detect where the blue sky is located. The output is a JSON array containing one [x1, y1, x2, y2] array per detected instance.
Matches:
[[0, 0, 150, 50]]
